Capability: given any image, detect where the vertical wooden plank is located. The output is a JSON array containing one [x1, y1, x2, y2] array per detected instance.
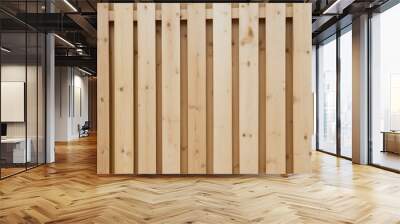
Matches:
[[239, 3, 259, 174], [265, 4, 286, 174], [292, 4, 312, 173], [213, 3, 232, 174], [161, 4, 181, 174], [137, 3, 156, 174], [286, 19, 294, 173], [180, 21, 188, 174], [97, 3, 110, 174], [113, 3, 134, 174], [187, 3, 207, 174]]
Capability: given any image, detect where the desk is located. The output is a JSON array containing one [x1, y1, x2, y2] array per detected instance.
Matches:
[[382, 131, 400, 154], [1, 138, 31, 163]]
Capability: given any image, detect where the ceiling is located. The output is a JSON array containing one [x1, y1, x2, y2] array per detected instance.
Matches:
[[0, 0, 394, 74]]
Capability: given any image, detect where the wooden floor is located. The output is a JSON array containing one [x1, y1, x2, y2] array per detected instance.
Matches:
[[373, 150, 400, 171], [1, 135, 400, 223]]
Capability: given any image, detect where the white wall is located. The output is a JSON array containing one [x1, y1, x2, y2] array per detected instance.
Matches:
[[1, 64, 46, 163], [55, 67, 70, 141], [55, 67, 89, 141]]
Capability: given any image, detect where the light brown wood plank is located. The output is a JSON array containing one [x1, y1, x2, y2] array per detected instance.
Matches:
[[113, 3, 134, 174], [187, 3, 207, 174], [137, 3, 157, 174], [212, 3, 232, 174], [161, 4, 181, 174], [265, 3, 286, 174], [97, 3, 110, 174], [292, 4, 312, 173], [238, 3, 259, 174]]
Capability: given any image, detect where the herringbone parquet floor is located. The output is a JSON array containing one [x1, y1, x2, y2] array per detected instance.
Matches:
[[1, 135, 400, 224]]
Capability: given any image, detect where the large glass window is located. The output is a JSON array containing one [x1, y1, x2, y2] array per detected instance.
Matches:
[[317, 26, 353, 159], [317, 36, 337, 154], [340, 28, 352, 158], [0, 1, 46, 179], [371, 3, 400, 171], [0, 31, 28, 178]]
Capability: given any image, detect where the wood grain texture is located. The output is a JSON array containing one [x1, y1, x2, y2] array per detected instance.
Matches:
[[113, 4, 134, 174], [98, 3, 312, 175], [137, 3, 157, 174], [212, 3, 232, 174], [96, 3, 110, 174], [238, 3, 259, 174], [292, 4, 312, 173], [265, 4, 286, 174], [161, 4, 181, 174], [187, 4, 207, 174]]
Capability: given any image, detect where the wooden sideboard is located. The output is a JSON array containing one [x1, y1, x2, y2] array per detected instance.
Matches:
[[382, 132, 400, 154]]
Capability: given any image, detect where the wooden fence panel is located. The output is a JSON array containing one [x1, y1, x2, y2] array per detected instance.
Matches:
[[97, 3, 110, 174], [212, 3, 232, 174], [292, 4, 312, 173], [187, 4, 207, 174], [265, 4, 286, 174], [161, 4, 181, 174], [137, 3, 157, 174], [238, 3, 259, 174], [113, 4, 134, 174], [98, 3, 312, 175]]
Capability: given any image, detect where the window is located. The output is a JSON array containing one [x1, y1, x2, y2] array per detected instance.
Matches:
[[317, 36, 337, 154], [0, 1, 47, 179], [370, 3, 400, 171], [340, 29, 352, 158]]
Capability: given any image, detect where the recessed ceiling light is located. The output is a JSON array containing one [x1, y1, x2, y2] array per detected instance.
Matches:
[[63, 0, 78, 12], [1, 47, 11, 53], [78, 67, 93, 76], [54, 34, 75, 48], [322, 0, 353, 15]]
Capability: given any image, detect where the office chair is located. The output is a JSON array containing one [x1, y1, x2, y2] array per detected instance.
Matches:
[[79, 121, 90, 138]]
